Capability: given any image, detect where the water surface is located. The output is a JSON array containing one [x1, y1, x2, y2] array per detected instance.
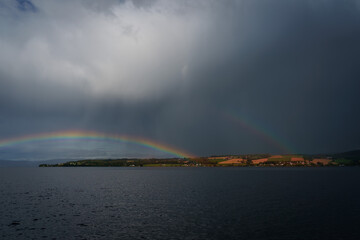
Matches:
[[1, 167, 359, 239]]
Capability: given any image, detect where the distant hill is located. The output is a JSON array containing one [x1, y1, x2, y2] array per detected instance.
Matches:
[[333, 149, 360, 157], [332, 150, 360, 163], [2, 150, 360, 167], [0, 159, 72, 167], [0, 160, 36, 167]]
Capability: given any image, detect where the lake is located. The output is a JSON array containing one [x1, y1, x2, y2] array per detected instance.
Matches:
[[1, 167, 360, 239]]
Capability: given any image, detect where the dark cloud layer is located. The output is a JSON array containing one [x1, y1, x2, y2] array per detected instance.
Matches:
[[0, 0, 360, 159]]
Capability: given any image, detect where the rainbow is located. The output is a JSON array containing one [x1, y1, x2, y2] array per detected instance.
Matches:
[[0, 130, 194, 158], [224, 110, 296, 154]]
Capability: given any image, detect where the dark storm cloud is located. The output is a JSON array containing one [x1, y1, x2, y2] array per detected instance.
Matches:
[[0, 0, 360, 159], [16, 0, 37, 12]]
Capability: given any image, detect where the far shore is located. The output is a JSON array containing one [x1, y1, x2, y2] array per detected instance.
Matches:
[[39, 151, 360, 167]]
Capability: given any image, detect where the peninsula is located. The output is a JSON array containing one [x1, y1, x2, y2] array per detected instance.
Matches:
[[39, 150, 360, 167]]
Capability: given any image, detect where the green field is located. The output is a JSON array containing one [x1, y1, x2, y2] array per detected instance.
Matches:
[[334, 158, 354, 165]]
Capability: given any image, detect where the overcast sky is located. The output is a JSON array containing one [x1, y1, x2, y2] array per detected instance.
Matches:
[[1, 0, 360, 160]]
